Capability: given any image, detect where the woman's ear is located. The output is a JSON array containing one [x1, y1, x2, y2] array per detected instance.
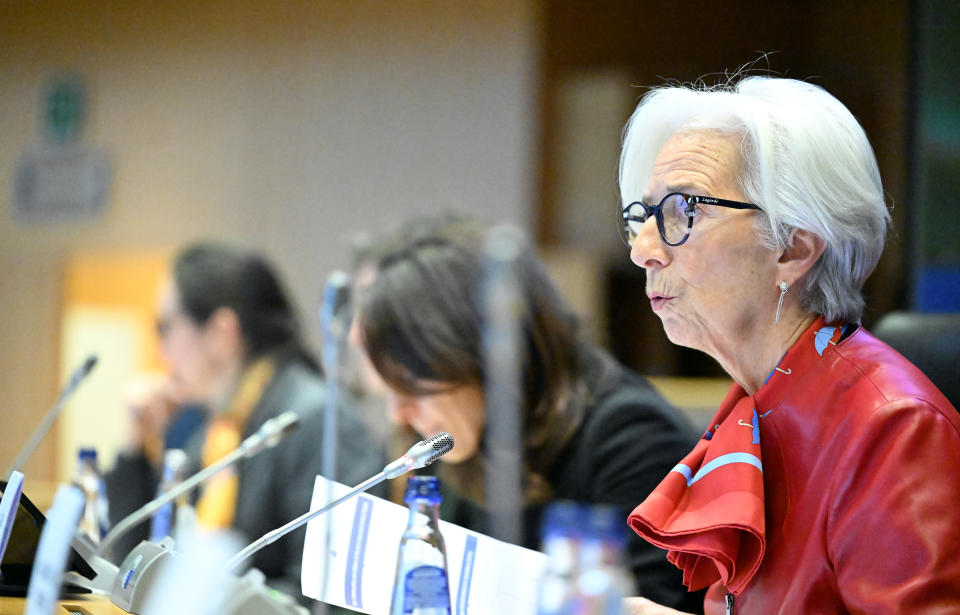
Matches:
[[205, 307, 244, 359], [777, 228, 826, 284]]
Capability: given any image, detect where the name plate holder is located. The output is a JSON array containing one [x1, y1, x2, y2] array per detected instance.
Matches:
[[110, 537, 178, 613], [25, 485, 85, 615]]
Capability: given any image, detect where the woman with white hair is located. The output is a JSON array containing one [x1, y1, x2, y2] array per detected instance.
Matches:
[[616, 76, 960, 614]]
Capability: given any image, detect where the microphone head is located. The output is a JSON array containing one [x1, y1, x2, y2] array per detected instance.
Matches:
[[321, 270, 352, 340], [382, 432, 455, 478], [82, 354, 99, 376], [324, 271, 351, 311], [250, 411, 301, 455], [409, 432, 455, 469]]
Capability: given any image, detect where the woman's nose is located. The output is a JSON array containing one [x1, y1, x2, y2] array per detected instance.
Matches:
[[386, 394, 416, 424], [157, 338, 174, 369], [630, 218, 671, 271]]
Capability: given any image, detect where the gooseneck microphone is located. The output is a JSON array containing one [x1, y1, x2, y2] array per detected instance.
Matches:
[[482, 226, 524, 545], [318, 271, 352, 610], [320, 270, 352, 485], [382, 432, 454, 478], [96, 411, 302, 560], [222, 432, 454, 574], [5, 354, 99, 480]]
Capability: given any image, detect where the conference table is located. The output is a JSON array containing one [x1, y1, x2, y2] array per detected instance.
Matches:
[[0, 595, 126, 615]]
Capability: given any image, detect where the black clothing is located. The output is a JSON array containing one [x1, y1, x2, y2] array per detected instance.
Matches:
[[105, 360, 385, 598], [437, 350, 705, 613], [106, 450, 163, 560]]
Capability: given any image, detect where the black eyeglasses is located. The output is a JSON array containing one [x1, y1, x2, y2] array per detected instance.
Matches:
[[619, 192, 762, 247]]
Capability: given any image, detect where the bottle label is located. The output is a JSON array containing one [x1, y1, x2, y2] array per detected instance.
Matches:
[[150, 501, 173, 541], [401, 565, 451, 613]]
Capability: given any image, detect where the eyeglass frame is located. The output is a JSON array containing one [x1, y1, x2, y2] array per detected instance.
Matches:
[[619, 192, 763, 247]]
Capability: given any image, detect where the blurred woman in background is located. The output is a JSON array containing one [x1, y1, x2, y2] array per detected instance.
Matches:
[[106, 240, 382, 596]]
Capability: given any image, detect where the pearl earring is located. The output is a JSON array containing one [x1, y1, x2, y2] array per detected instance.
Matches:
[[775, 281, 789, 324]]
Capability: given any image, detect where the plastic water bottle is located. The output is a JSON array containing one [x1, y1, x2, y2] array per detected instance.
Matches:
[[390, 476, 452, 615], [576, 506, 634, 615], [74, 448, 109, 542], [536, 501, 584, 615], [150, 448, 190, 543]]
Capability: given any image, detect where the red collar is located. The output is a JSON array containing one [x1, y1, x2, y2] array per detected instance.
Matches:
[[752, 316, 847, 414], [627, 315, 849, 595], [700, 317, 846, 439]]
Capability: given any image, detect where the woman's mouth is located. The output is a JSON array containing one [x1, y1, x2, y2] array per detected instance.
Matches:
[[648, 293, 674, 312]]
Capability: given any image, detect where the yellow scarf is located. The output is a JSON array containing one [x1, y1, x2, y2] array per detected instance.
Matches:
[[195, 357, 276, 529]]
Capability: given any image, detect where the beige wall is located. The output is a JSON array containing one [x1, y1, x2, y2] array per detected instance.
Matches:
[[0, 0, 538, 480]]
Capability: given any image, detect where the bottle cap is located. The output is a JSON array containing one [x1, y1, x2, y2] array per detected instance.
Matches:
[[540, 500, 584, 541], [163, 449, 189, 473], [78, 447, 98, 461], [586, 505, 627, 547], [404, 475, 442, 504]]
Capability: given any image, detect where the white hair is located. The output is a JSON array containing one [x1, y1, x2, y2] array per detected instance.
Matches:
[[619, 76, 890, 323]]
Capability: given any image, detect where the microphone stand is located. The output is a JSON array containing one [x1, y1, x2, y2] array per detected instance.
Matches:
[[318, 270, 351, 614], [5, 355, 98, 480], [96, 412, 298, 561], [320, 270, 351, 487], [482, 226, 524, 545], [222, 432, 454, 575]]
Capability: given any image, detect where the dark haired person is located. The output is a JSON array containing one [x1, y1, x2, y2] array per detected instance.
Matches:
[[105, 241, 382, 597], [351, 216, 703, 612]]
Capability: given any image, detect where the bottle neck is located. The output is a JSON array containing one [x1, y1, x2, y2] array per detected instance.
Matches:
[[542, 534, 579, 573], [580, 539, 621, 569], [406, 499, 441, 526]]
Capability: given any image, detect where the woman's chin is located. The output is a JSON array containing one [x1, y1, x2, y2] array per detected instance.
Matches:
[[441, 448, 475, 464], [661, 319, 697, 350]]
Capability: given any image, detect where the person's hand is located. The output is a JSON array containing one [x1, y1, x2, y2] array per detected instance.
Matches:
[[125, 374, 181, 466], [622, 597, 694, 615]]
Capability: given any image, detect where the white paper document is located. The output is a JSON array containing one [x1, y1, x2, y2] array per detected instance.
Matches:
[[302, 476, 548, 614]]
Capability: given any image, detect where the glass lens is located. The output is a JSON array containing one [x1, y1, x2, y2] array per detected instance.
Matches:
[[621, 203, 648, 245], [661, 194, 692, 244]]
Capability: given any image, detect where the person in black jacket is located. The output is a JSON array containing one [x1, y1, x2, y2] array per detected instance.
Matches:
[[105, 241, 383, 599], [350, 215, 704, 612]]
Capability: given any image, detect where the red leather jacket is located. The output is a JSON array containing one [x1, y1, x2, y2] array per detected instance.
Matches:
[[702, 323, 960, 613]]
